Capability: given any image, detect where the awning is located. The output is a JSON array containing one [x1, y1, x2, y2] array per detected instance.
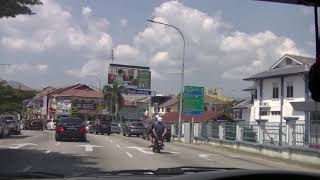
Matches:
[[290, 101, 320, 112]]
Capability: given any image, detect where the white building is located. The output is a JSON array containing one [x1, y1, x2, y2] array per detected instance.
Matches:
[[233, 54, 315, 123]]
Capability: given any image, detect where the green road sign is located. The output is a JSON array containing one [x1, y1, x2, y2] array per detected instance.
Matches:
[[183, 86, 204, 116]]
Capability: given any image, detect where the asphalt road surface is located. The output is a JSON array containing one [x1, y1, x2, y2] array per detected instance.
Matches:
[[0, 130, 317, 176]]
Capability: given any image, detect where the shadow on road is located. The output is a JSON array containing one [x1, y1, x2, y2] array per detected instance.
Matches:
[[0, 148, 104, 176]]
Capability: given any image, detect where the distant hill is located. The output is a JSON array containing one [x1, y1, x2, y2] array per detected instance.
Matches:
[[1, 79, 34, 91]]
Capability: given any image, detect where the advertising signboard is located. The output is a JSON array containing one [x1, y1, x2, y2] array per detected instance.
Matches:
[[108, 64, 151, 95], [183, 86, 204, 116]]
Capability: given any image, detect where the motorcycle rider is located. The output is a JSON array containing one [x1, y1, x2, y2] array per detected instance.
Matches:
[[152, 116, 167, 147]]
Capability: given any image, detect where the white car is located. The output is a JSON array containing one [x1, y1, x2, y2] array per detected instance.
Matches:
[[46, 119, 56, 130]]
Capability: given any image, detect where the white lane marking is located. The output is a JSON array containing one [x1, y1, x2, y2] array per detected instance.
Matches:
[[9, 143, 37, 149], [109, 140, 113, 143], [116, 144, 121, 148], [56, 142, 61, 146], [79, 144, 102, 152], [226, 155, 241, 158], [199, 154, 216, 161], [22, 165, 32, 172], [126, 152, 133, 158], [45, 150, 52, 154], [127, 146, 154, 155]]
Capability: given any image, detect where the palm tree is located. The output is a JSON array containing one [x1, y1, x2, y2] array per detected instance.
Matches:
[[103, 81, 126, 120]]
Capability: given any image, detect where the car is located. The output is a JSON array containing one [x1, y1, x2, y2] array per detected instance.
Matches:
[[46, 119, 56, 130], [29, 119, 44, 130], [91, 119, 111, 135], [111, 122, 121, 134], [0, 116, 11, 137], [2, 115, 21, 135], [55, 117, 87, 142], [122, 121, 145, 137]]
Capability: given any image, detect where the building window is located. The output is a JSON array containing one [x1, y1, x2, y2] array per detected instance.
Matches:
[[287, 82, 293, 98], [272, 86, 279, 99], [271, 111, 281, 116], [260, 111, 268, 116], [166, 108, 171, 112]]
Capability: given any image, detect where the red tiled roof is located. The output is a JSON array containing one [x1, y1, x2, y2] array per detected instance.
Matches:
[[159, 111, 232, 123], [54, 84, 101, 98]]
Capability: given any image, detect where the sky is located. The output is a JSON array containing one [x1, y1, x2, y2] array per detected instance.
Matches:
[[0, 0, 316, 97]]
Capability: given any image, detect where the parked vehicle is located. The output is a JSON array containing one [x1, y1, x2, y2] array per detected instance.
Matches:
[[111, 123, 121, 134], [55, 117, 87, 142], [2, 115, 21, 135], [46, 119, 56, 130], [0, 116, 11, 137], [90, 119, 111, 135], [29, 119, 44, 130], [122, 121, 145, 137]]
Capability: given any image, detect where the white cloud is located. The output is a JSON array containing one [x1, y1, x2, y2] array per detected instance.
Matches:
[[150, 51, 169, 65], [120, 18, 128, 27], [3, 64, 48, 74], [65, 59, 105, 78], [82, 6, 92, 17]]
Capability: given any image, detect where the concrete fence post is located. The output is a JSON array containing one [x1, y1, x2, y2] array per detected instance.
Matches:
[[218, 120, 226, 140], [236, 120, 245, 142], [284, 117, 299, 146], [256, 119, 268, 144]]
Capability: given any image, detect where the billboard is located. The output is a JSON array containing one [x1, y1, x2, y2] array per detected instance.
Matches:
[[108, 64, 151, 95]]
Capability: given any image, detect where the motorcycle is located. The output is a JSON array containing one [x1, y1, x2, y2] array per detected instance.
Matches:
[[152, 136, 164, 153]]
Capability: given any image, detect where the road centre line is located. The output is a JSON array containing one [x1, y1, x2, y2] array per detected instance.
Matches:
[[116, 144, 121, 148], [126, 152, 133, 158]]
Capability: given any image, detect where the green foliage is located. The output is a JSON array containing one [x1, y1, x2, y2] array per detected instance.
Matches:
[[0, 83, 36, 114], [70, 107, 79, 118], [0, 0, 42, 18]]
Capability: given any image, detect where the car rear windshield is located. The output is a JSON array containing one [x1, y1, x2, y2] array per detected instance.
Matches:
[[59, 118, 84, 125], [132, 122, 143, 126]]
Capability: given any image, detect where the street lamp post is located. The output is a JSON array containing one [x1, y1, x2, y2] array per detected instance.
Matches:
[[147, 20, 185, 141]]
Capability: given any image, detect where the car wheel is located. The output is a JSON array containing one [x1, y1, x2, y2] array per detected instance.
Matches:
[[101, 132, 104, 135], [123, 133, 126, 136], [107, 133, 111, 136], [95, 131, 98, 134], [167, 139, 171, 142], [137, 134, 140, 137]]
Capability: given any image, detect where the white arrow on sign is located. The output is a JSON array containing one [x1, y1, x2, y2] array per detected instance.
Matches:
[[127, 146, 154, 154], [9, 143, 37, 149], [79, 144, 102, 152]]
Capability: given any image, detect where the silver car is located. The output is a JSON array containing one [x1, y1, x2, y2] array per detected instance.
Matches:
[[111, 123, 121, 134], [2, 115, 21, 135], [0, 117, 10, 137]]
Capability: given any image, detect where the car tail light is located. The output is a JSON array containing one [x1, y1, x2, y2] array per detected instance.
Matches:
[[57, 126, 64, 132], [80, 127, 86, 133]]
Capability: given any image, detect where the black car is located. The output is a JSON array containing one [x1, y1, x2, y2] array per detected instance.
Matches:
[[122, 121, 145, 137], [55, 117, 87, 142], [90, 119, 111, 135], [27, 119, 44, 130]]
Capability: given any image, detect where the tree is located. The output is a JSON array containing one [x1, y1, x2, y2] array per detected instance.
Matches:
[[103, 81, 126, 118], [0, 83, 36, 114], [70, 107, 79, 118], [0, 0, 42, 19]]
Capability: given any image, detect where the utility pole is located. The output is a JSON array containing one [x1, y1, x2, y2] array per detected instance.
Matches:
[[111, 49, 114, 64]]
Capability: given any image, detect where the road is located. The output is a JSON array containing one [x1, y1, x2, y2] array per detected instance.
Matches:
[[0, 130, 317, 176]]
